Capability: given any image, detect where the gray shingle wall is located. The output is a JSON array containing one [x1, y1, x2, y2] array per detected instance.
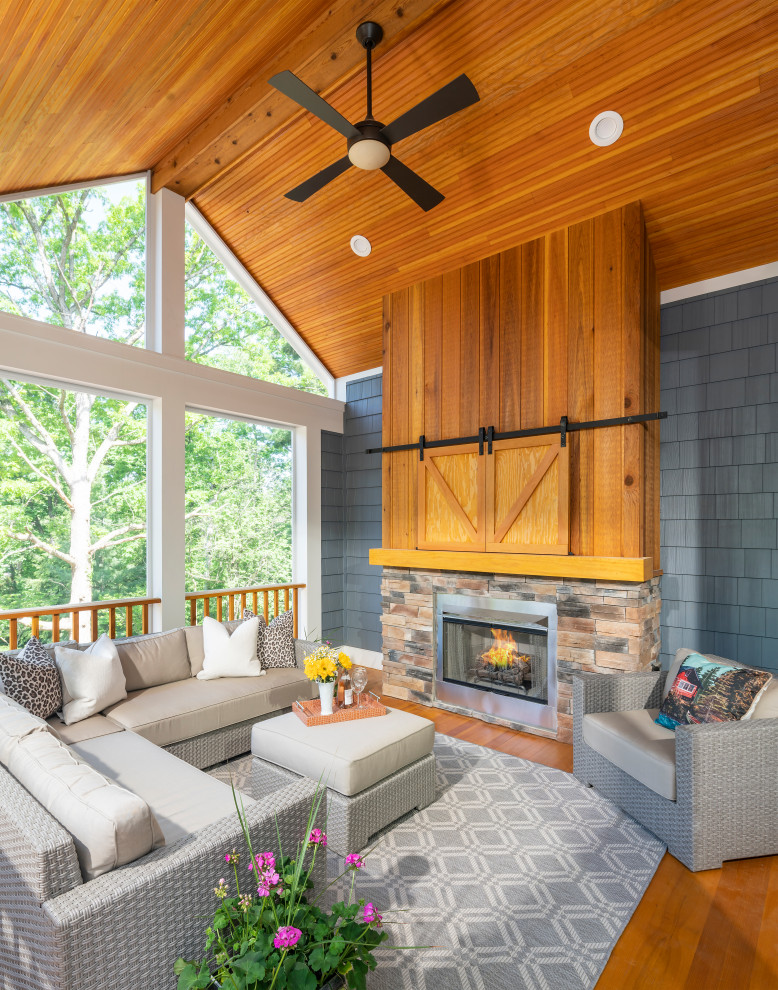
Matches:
[[320, 374, 383, 650], [660, 276, 778, 673], [321, 429, 345, 642]]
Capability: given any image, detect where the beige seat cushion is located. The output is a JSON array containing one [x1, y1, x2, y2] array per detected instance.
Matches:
[[184, 620, 241, 676], [72, 730, 255, 845], [114, 628, 191, 692], [47, 713, 124, 745], [5, 728, 163, 879], [251, 707, 435, 797], [104, 668, 316, 747], [583, 708, 677, 801]]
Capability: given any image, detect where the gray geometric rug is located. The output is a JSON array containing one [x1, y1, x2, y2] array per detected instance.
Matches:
[[211, 734, 665, 990]]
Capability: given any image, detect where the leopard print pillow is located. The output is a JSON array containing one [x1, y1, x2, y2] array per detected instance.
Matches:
[[243, 607, 296, 668], [0, 636, 63, 718]]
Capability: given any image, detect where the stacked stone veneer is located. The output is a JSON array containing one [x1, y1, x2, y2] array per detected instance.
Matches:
[[380, 567, 661, 743]]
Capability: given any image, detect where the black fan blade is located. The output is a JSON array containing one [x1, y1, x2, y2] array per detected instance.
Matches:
[[285, 156, 352, 202], [381, 156, 444, 212], [381, 74, 479, 146], [269, 70, 359, 139]]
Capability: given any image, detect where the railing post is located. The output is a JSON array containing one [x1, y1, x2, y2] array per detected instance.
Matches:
[[9, 618, 17, 650], [52, 613, 60, 643], [126, 605, 133, 637], [292, 587, 299, 639]]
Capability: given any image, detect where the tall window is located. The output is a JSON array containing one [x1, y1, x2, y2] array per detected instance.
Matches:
[[0, 380, 147, 630], [185, 413, 293, 593], [184, 225, 326, 395], [0, 178, 146, 345]]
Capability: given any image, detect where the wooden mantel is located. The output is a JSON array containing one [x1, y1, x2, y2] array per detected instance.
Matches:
[[369, 548, 655, 583], [380, 201, 660, 575]]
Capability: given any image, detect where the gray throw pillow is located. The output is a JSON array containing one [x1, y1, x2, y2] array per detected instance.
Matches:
[[0, 636, 63, 718]]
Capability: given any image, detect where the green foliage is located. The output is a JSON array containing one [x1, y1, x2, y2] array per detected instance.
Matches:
[[174, 790, 389, 990], [184, 226, 327, 396], [0, 182, 326, 626]]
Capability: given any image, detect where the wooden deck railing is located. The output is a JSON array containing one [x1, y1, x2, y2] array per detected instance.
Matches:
[[0, 582, 304, 649], [0, 597, 161, 650], [185, 583, 303, 638]]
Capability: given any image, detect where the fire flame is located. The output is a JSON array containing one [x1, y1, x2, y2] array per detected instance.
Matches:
[[481, 628, 526, 669]]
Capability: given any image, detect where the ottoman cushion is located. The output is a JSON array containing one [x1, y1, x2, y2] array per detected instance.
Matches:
[[251, 708, 435, 797]]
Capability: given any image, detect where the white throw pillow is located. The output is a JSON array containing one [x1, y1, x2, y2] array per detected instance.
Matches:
[[197, 616, 262, 680], [55, 634, 127, 725]]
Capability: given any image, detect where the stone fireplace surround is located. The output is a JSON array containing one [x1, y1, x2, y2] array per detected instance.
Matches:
[[380, 567, 661, 743]]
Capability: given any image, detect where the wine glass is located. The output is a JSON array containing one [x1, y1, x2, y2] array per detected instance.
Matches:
[[351, 666, 368, 709]]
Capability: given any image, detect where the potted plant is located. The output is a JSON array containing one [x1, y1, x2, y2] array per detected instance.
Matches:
[[174, 788, 395, 990], [303, 645, 351, 716]]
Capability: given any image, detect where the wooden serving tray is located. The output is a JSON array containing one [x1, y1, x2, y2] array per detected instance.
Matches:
[[293, 692, 387, 726]]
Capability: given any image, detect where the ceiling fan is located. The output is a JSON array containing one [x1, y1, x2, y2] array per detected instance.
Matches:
[[268, 21, 479, 212]]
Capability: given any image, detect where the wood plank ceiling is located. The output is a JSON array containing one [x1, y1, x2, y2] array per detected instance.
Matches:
[[0, 0, 775, 377]]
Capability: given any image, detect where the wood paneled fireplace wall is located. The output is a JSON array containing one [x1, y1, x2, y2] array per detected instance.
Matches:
[[370, 202, 662, 739], [372, 200, 660, 578]]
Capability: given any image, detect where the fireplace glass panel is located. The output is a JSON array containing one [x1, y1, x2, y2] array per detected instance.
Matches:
[[441, 616, 548, 705]]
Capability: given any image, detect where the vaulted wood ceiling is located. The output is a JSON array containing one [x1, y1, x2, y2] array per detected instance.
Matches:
[[1, 0, 775, 377]]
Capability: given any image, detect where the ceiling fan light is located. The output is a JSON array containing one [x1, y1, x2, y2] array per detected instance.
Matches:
[[348, 138, 391, 170]]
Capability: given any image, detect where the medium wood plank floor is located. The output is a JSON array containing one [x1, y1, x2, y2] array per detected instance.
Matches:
[[366, 673, 778, 989]]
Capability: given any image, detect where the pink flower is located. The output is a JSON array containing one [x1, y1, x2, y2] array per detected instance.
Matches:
[[257, 885, 270, 897], [308, 828, 327, 847], [256, 852, 276, 870], [224, 853, 231, 863], [345, 853, 364, 870], [273, 926, 302, 949], [363, 903, 382, 925]]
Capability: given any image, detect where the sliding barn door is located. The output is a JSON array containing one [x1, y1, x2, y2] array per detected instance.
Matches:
[[485, 437, 569, 554], [417, 443, 486, 550]]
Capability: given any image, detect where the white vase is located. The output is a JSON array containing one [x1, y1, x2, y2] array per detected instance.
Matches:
[[318, 680, 335, 716]]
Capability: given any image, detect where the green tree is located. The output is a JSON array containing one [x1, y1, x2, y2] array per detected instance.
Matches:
[[0, 183, 323, 625]]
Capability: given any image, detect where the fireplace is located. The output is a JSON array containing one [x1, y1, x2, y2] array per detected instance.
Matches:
[[435, 594, 557, 732]]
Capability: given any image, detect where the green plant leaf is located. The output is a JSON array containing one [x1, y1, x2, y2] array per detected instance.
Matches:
[[288, 961, 317, 990]]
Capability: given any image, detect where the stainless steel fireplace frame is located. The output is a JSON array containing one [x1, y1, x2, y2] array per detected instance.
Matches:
[[434, 593, 558, 732]]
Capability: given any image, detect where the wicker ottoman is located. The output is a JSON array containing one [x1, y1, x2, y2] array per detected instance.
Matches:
[[250, 707, 436, 855]]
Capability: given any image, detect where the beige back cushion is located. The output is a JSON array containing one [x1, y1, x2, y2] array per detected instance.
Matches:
[[184, 620, 241, 676], [114, 628, 190, 692], [5, 728, 163, 880]]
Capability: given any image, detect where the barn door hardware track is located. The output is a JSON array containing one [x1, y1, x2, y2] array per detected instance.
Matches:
[[366, 410, 667, 459]]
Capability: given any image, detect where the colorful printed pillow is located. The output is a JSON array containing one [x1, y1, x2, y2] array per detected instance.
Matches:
[[656, 652, 773, 730], [0, 636, 63, 719], [243, 607, 296, 668]]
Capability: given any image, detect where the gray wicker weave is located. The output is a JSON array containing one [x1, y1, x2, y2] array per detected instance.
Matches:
[[251, 752, 437, 856], [0, 773, 320, 990], [572, 670, 778, 872], [0, 637, 324, 990]]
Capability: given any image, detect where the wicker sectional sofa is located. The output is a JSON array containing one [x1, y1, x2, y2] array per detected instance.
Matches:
[[0, 623, 320, 990]]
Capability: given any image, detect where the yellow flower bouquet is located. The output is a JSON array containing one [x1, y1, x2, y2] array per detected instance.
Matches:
[[304, 645, 340, 683]]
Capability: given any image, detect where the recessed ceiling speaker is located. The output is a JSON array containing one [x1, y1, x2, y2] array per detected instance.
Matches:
[[350, 235, 372, 257], [589, 111, 624, 146]]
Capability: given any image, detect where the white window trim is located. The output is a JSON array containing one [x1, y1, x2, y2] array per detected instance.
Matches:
[[0, 172, 148, 204], [0, 180, 344, 638], [660, 262, 778, 304]]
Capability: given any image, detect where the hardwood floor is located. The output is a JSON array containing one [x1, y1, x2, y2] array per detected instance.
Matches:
[[369, 674, 778, 989]]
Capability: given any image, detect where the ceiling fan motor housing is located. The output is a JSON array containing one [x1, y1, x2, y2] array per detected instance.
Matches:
[[347, 120, 391, 169]]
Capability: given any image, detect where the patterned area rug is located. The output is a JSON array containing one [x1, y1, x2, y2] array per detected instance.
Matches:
[[211, 734, 665, 990]]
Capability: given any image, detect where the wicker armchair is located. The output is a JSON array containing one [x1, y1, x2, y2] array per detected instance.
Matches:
[[573, 670, 778, 872]]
